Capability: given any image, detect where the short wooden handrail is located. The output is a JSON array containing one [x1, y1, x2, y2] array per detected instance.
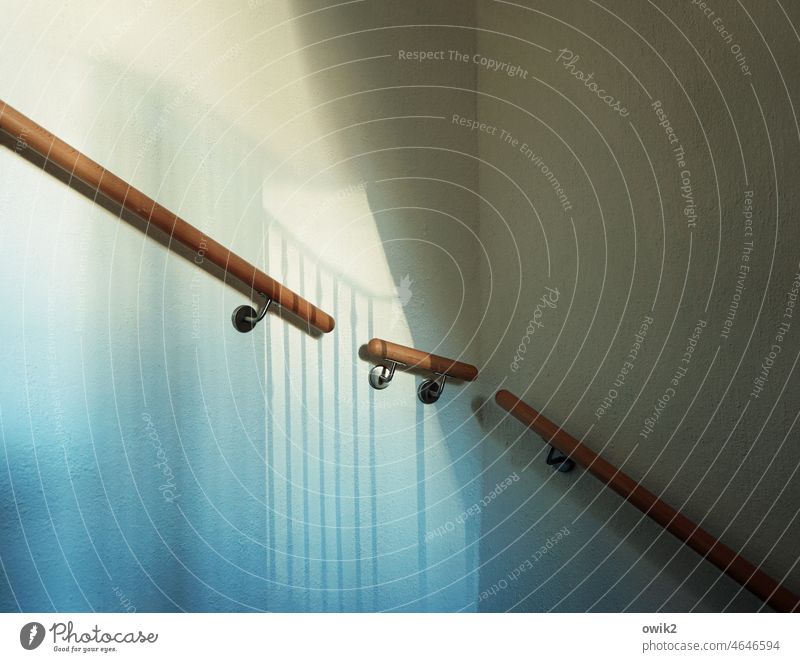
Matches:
[[367, 338, 478, 381], [495, 389, 800, 613], [0, 99, 335, 334]]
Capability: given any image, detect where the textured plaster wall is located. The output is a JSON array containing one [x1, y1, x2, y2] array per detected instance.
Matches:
[[1, 0, 798, 614], [475, 0, 800, 611], [0, 0, 484, 611]]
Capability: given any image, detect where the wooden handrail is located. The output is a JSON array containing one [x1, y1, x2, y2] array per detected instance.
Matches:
[[495, 389, 800, 613], [367, 338, 478, 381], [0, 100, 335, 334]]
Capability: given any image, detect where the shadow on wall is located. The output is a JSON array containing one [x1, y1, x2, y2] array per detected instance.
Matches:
[[470, 0, 799, 612], [9, 0, 785, 615], [0, 1, 491, 613], [282, 2, 486, 609], [278, 0, 489, 611]]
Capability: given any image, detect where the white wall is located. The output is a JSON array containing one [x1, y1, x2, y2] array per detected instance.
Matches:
[[475, 0, 800, 611], [0, 0, 484, 611], [1, 0, 798, 614]]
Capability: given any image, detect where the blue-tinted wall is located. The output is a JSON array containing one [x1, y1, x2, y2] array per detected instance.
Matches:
[[0, 0, 483, 612]]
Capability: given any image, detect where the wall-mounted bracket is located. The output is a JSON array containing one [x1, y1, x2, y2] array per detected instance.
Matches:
[[417, 373, 447, 405], [231, 293, 272, 333], [546, 445, 575, 473], [368, 361, 397, 390], [365, 338, 478, 406]]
